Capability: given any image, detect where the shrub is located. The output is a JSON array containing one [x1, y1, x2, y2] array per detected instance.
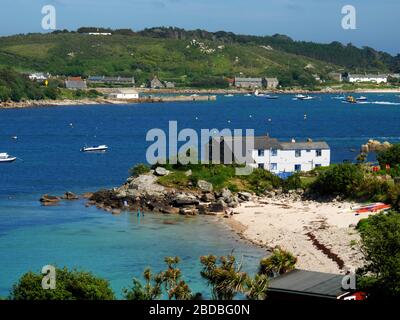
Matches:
[[357, 212, 400, 300], [283, 173, 302, 191], [377, 144, 400, 168], [245, 169, 283, 195], [10, 267, 115, 300], [258, 248, 297, 277], [129, 163, 150, 177], [309, 163, 364, 197]]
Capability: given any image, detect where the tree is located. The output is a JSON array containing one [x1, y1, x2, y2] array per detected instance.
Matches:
[[357, 212, 400, 300], [10, 267, 115, 300], [258, 248, 297, 277], [124, 257, 193, 300], [377, 144, 400, 168]]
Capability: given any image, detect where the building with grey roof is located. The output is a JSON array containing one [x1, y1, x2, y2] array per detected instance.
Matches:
[[206, 136, 330, 174]]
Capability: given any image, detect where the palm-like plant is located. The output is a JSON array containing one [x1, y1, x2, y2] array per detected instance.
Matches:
[[200, 254, 249, 300], [258, 247, 297, 277], [245, 274, 269, 300]]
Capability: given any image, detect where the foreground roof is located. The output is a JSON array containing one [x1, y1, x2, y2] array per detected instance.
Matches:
[[268, 269, 346, 299]]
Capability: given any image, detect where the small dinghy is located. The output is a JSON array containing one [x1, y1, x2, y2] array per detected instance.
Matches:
[[0, 153, 17, 163], [80, 145, 108, 152]]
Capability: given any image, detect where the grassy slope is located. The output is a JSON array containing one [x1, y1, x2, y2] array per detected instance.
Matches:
[[0, 33, 340, 86]]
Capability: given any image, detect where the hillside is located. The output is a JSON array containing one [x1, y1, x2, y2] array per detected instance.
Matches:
[[0, 27, 398, 88]]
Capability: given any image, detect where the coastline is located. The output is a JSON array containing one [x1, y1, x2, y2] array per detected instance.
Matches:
[[2, 87, 400, 109]]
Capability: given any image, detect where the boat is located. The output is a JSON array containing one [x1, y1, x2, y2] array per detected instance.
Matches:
[[351, 202, 391, 214], [80, 145, 108, 152], [298, 95, 314, 100], [346, 96, 357, 104], [295, 94, 307, 99], [356, 96, 368, 101], [254, 90, 265, 97], [265, 95, 279, 99], [224, 94, 234, 97], [0, 153, 17, 163]]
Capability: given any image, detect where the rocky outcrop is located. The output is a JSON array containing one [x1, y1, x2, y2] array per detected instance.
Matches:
[[40, 194, 61, 206], [88, 172, 258, 216], [62, 192, 79, 200]]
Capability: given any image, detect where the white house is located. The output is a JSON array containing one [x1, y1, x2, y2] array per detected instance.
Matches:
[[108, 89, 139, 100], [28, 72, 49, 81], [249, 138, 330, 173], [346, 74, 388, 84], [208, 136, 330, 174]]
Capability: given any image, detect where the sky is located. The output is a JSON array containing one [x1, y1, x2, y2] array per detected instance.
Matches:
[[0, 0, 399, 55]]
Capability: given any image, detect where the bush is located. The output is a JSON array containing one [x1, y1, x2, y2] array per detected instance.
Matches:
[[357, 212, 400, 300], [377, 144, 400, 168], [309, 163, 364, 197], [245, 169, 283, 195], [129, 163, 150, 177], [283, 173, 302, 191], [10, 267, 115, 300]]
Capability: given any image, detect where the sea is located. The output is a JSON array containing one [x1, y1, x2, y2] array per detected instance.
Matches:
[[1, 93, 400, 298]]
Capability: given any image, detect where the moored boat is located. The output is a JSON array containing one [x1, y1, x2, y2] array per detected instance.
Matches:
[[356, 96, 368, 101], [80, 145, 108, 152], [0, 153, 17, 163], [346, 96, 357, 104]]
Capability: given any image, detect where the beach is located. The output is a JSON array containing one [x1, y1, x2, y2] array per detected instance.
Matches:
[[226, 196, 369, 274]]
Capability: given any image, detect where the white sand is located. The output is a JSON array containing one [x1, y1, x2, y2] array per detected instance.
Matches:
[[228, 197, 375, 274]]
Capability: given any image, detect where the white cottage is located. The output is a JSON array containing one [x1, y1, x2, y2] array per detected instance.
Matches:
[[108, 89, 139, 100], [346, 74, 388, 84], [208, 136, 330, 174]]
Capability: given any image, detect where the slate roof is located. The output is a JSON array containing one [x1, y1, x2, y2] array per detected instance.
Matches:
[[268, 269, 346, 299], [279, 141, 330, 150]]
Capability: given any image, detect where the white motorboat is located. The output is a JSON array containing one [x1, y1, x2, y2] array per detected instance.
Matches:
[[295, 94, 307, 99], [0, 153, 16, 163], [298, 95, 314, 100], [80, 145, 108, 152], [356, 96, 368, 101], [224, 94, 234, 97], [254, 90, 265, 97]]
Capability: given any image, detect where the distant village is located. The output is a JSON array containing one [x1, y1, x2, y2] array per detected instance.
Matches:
[[25, 70, 400, 101]]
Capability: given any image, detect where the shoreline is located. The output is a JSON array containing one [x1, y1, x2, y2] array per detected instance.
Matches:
[[223, 196, 367, 274], [1, 87, 400, 109]]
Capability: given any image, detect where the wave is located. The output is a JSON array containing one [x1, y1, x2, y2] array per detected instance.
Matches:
[[359, 101, 400, 105]]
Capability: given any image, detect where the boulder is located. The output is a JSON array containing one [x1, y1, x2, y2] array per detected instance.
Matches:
[[159, 206, 180, 215], [238, 192, 252, 202], [179, 207, 198, 215], [208, 200, 226, 212], [197, 180, 213, 192], [40, 194, 60, 204], [125, 174, 166, 197], [185, 170, 192, 177], [62, 192, 79, 200], [201, 192, 215, 202], [155, 167, 170, 176], [172, 193, 200, 207]]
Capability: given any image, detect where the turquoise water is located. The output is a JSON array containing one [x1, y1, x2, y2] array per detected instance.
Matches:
[[1, 93, 400, 297]]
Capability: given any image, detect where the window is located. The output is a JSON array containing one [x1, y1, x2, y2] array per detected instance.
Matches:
[[258, 149, 265, 157], [271, 149, 278, 156], [316, 149, 322, 157], [295, 150, 302, 157], [306, 150, 311, 153], [294, 164, 302, 172], [315, 164, 322, 168], [271, 163, 278, 171], [258, 163, 265, 169]]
